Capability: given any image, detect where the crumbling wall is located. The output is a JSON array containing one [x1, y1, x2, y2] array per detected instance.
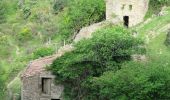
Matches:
[[74, 21, 108, 42], [22, 75, 39, 100]]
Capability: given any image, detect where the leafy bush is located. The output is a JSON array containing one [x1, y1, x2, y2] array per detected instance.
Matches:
[[0, 63, 6, 100], [16, 28, 33, 42], [0, 34, 10, 45], [56, 0, 105, 41], [0, 82, 5, 100], [33, 47, 55, 59], [0, 34, 11, 59], [53, 0, 68, 14], [0, 1, 6, 24], [22, 6, 31, 19], [5, 0, 18, 16], [50, 26, 145, 99], [165, 29, 170, 46], [145, 0, 170, 18], [93, 61, 170, 100]]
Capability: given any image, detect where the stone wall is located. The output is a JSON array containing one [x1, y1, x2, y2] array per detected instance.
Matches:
[[21, 71, 64, 100], [74, 21, 108, 42], [22, 75, 39, 100], [106, 0, 149, 27], [40, 71, 64, 100]]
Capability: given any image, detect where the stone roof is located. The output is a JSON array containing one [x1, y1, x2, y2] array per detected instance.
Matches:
[[21, 44, 73, 78]]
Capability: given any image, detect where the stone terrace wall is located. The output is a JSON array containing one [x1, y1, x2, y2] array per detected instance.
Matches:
[[74, 21, 108, 42]]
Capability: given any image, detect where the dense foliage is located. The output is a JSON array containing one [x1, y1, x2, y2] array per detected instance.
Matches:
[[0, 0, 6, 24], [56, 0, 105, 41], [146, 0, 170, 18], [165, 29, 170, 46], [0, 0, 62, 98], [50, 26, 145, 99], [0, 66, 5, 99], [16, 28, 33, 42], [53, 0, 68, 14], [33, 47, 55, 59], [93, 61, 170, 100]]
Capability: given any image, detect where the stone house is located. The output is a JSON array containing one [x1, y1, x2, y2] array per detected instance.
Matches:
[[21, 45, 73, 100], [106, 0, 149, 27]]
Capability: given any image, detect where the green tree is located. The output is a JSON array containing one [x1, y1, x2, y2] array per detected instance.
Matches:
[[0, 64, 6, 99], [50, 26, 145, 99], [165, 29, 170, 46], [93, 61, 170, 100], [53, 0, 68, 14], [0, 0, 6, 24], [146, 0, 170, 18], [56, 0, 105, 41]]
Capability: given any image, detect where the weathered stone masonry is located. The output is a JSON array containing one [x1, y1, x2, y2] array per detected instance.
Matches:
[[21, 45, 73, 100], [106, 0, 149, 27]]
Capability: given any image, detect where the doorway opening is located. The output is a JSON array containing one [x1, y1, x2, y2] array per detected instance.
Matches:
[[123, 16, 129, 28]]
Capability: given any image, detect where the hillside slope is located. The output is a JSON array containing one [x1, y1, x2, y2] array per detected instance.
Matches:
[[0, 0, 64, 99], [135, 6, 170, 63], [1, 0, 170, 100]]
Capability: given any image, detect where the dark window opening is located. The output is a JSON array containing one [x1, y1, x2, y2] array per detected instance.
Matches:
[[42, 78, 51, 94], [129, 5, 132, 10], [121, 4, 125, 10], [123, 16, 129, 28]]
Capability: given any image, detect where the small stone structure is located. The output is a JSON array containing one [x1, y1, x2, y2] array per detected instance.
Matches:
[[106, 0, 149, 27], [21, 45, 73, 100]]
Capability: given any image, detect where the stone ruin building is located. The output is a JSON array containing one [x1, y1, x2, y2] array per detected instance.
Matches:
[[106, 0, 149, 27], [21, 45, 73, 100], [20, 0, 149, 100], [21, 56, 63, 100]]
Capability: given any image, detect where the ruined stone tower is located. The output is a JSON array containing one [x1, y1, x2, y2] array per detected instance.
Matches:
[[106, 0, 149, 27]]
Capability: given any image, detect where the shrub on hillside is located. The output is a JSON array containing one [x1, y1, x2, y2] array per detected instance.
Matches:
[[22, 6, 31, 19], [0, 34, 10, 45], [145, 0, 170, 18], [16, 28, 33, 42], [0, 81, 5, 99], [0, 1, 6, 24], [33, 47, 55, 59], [93, 61, 170, 100], [0, 34, 11, 58], [56, 0, 105, 41], [165, 29, 170, 46], [50, 26, 145, 99], [0, 64, 6, 100], [53, 0, 68, 14]]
